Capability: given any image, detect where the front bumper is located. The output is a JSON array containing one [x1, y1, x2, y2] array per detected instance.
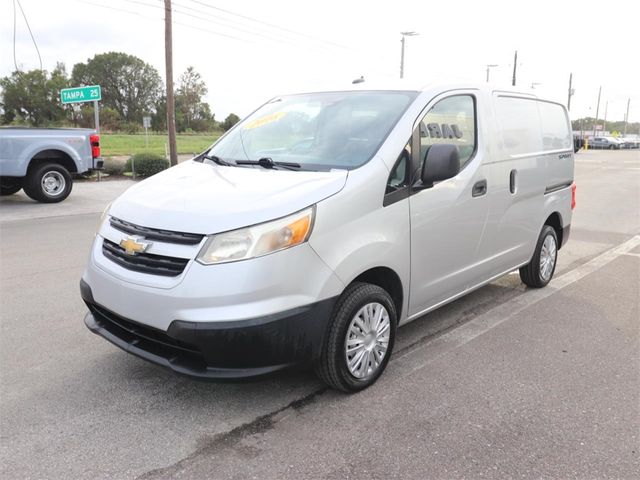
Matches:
[[81, 279, 336, 379]]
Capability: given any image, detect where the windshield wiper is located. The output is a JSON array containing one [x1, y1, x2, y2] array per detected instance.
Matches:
[[203, 154, 234, 166], [235, 157, 301, 170]]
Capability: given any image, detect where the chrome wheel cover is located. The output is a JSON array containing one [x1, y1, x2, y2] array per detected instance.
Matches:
[[344, 302, 391, 379], [41, 171, 66, 196], [539, 234, 557, 282]]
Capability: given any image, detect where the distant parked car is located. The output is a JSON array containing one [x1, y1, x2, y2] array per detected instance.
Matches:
[[618, 137, 640, 149], [589, 137, 621, 150], [0, 127, 103, 202]]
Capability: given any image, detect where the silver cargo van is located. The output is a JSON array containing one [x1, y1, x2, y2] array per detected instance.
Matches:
[[81, 83, 575, 392]]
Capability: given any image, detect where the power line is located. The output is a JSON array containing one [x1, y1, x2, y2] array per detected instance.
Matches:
[[16, 0, 43, 71], [72, 0, 159, 18], [12, 0, 43, 73], [184, 0, 349, 49], [124, 0, 341, 51], [12, 0, 18, 72]]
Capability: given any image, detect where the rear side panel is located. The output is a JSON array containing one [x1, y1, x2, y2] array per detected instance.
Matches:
[[476, 94, 573, 277]]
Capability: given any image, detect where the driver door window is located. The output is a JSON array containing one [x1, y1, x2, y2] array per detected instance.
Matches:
[[418, 95, 477, 169]]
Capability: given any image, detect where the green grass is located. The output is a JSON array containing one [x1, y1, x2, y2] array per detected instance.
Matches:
[[100, 133, 222, 157]]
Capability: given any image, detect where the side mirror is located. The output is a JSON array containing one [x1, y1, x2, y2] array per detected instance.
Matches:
[[421, 144, 461, 187]]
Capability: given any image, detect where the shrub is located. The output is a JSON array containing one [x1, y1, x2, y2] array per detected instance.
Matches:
[[102, 157, 126, 176], [125, 152, 169, 177]]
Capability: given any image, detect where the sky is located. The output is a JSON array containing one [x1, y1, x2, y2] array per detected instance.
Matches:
[[2, 0, 639, 123]]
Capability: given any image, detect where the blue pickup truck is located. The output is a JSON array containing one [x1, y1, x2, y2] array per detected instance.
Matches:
[[0, 127, 103, 202]]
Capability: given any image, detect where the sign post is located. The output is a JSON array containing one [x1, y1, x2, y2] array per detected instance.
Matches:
[[60, 85, 102, 132], [61, 85, 102, 180], [143, 116, 151, 149]]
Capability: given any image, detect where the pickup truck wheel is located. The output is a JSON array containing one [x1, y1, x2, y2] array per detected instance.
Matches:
[[519, 225, 558, 288], [315, 282, 397, 392], [0, 177, 23, 195], [23, 163, 73, 203]]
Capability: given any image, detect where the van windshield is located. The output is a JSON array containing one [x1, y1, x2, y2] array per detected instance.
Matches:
[[207, 90, 418, 171]]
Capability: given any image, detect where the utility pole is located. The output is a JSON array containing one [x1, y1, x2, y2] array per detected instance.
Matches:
[[511, 50, 517, 86], [593, 86, 601, 138], [623, 97, 630, 135], [399, 31, 418, 79], [567, 73, 574, 111], [603, 100, 608, 134], [164, 0, 178, 166], [486, 64, 498, 83]]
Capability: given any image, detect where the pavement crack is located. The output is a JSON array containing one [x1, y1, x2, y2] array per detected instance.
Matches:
[[136, 387, 327, 480]]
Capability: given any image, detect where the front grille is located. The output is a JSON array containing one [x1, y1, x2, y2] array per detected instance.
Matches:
[[102, 238, 189, 277], [110, 217, 204, 245]]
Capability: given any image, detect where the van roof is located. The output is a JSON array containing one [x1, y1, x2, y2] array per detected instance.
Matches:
[[277, 80, 538, 99]]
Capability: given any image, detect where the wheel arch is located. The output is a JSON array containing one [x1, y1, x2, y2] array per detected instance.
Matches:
[[543, 211, 563, 249], [29, 149, 78, 174], [349, 266, 404, 320]]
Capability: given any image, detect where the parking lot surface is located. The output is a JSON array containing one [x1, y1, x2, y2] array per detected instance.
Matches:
[[1, 149, 638, 479]]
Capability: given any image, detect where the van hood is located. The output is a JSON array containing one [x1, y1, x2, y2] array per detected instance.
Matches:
[[109, 160, 348, 234]]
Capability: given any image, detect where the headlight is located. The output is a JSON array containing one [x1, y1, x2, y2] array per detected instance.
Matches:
[[97, 202, 111, 233], [197, 206, 315, 265]]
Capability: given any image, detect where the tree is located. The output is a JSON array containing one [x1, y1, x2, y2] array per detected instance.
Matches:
[[0, 63, 71, 126], [222, 113, 241, 131], [175, 66, 214, 132], [72, 52, 163, 123]]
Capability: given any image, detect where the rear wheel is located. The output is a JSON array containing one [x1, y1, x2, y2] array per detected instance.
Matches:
[[0, 177, 23, 196], [315, 282, 397, 392], [520, 225, 558, 288], [23, 163, 73, 203]]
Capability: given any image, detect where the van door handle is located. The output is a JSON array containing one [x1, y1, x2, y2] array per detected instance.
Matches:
[[472, 179, 487, 197]]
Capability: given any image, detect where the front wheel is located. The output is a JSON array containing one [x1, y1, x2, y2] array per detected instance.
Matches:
[[520, 225, 558, 288], [315, 282, 397, 392], [23, 163, 73, 203]]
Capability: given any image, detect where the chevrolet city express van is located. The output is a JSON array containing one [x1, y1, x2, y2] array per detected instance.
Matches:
[[81, 83, 576, 392]]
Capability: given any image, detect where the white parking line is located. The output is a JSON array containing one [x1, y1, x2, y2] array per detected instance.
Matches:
[[391, 235, 640, 377]]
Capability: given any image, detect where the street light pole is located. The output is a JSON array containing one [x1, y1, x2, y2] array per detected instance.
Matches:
[[623, 98, 630, 135], [485, 64, 498, 83], [593, 86, 601, 138], [567, 73, 574, 111], [399, 31, 418, 79]]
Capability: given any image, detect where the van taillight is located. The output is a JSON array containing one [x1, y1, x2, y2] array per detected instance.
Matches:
[[571, 183, 576, 210], [90, 134, 101, 158]]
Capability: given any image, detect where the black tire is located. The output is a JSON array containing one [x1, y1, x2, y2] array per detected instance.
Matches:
[[0, 177, 23, 196], [23, 163, 73, 203], [519, 225, 558, 288], [315, 282, 397, 392]]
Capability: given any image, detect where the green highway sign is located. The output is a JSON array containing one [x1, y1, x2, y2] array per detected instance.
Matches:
[[60, 85, 101, 104]]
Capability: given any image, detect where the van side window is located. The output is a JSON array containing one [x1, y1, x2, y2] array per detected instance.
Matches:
[[418, 95, 476, 168], [538, 101, 572, 151], [383, 142, 411, 206], [386, 144, 411, 193], [495, 96, 543, 156]]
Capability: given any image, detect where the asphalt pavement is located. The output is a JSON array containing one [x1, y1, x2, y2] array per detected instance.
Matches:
[[1, 149, 638, 479]]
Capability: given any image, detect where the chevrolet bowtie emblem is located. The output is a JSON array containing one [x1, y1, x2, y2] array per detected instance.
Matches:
[[119, 235, 151, 255]]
